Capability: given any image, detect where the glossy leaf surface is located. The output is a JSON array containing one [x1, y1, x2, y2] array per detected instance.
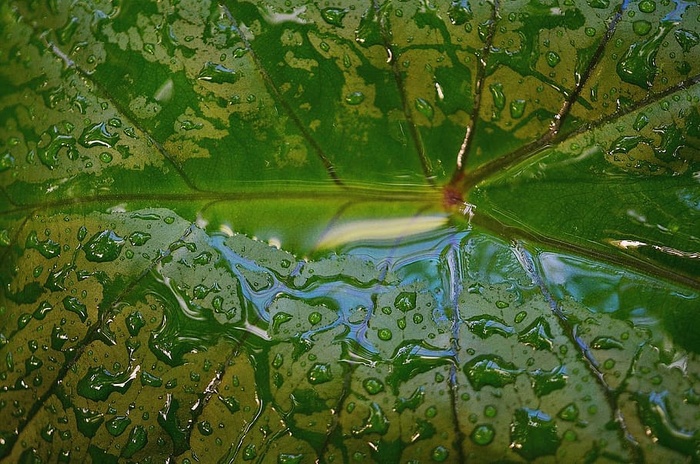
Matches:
[[0, 0, 699, 462]]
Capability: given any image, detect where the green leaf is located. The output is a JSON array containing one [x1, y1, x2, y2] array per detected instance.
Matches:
[[1, 0, 699, 462]]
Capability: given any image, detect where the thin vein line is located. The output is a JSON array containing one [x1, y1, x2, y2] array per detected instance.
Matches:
[[220, 3, 345, 187], [371, 0, 436, 187], [549, 2, 629, 136], [42, 40, 203, 194], [512, 243, 644, 462], [462, 73, 700, 190], [4, 222, 196, 458], [453, 0, 500, 179]]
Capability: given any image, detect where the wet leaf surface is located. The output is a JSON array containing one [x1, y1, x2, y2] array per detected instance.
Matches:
[[1, 0, 699, 462]]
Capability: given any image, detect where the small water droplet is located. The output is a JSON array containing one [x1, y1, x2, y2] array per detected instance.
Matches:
[[471, 424, 495, 445], [377, 328, 392, 340], [638, 0, 656, 13], [415, 98, 434, 120], [308, 312, 322, 325], [431, 445, 449, 462], [545, 51, 561, 67], [345, 91, 365, 105], [394, 292, 416, 312], [198, 62, 240, 84], [363, 377, 384, 395]]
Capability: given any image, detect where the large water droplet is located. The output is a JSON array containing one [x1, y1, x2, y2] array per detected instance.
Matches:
[[307, 363, 333, 384], [63, 296, 87, 322], [466, 314, 515, 339], [448, 0, 473, 25], [510, 408, 560, 460], [616, 24, 670, 89], [77, 365, 139, 401], [674, 29, 699, 52], [463, 354, 521, 390], [26, 231, 61, 259], [321, 7, 347, 27], [529, 366, 567, 396], [79, 122, 119, 148], [73, 407, 104, 438], [352, 402, 389, 436], [84, 230, 125, 262], [198, 62, 240, 84], [121, 425, 147, 459], [518, 316, 555, 351]]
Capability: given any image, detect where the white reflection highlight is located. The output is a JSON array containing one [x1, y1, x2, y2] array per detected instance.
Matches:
[[316, 215, 448, 249]]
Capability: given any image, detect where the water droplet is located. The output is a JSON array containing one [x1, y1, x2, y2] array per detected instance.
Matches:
[[363, 377, 384, 395], [140, 371, 163, 387], [510, 408, 560, 460], [219, 395, 241, 413], [307, 363, 333, 384], [471, 424, 495, 445], [198, 62, 240, 84], [633, 20, 652, 36], [352, 402, 389, 436], [345, 91, 365, 105], [63, 296, 87, 322], [128, 232, 151, 246], [37, 125, 77, 169], [431, 445, 449, 462], [278, 454, 303, 464], [633, 113, 649, 131], [355, 7, 384, 47], [394, 292, 416, 312], [489, 83, 506, 113], [0, 152, 15, 172], [377, 328, 392, 340], [197, 421, 213, 436], [77, 365, 138, 401], [591, 336, 624, 349], [484, 405, 497, 418], [415, 98, 434, 120], [73, 407, 104, 438], [557, 403, 579, 421], [308, 311, 322, 325], [120, 425, 147, 459], [271, 312, 293, 334], [529, 366, 567, 397], [26, 231, 61, 259], [509, 99, 526, 119], [638, 0, 656, 13], [33, 301, 53, 320], [24, 355, 42, 374], [585, 27, 596, 37], [448, 0, 473, 25], [79, 122, 119, 148], [466, 314, 515, 339], [84, 230, 125, 262], [674, 29, 699, 52], [518, 316, 555, 351], [616, 23, 670, 89], [395, 386, 425, 412], [545, 51, 561, 67], [126, 311, 145, 336], [321, 7, 347, 27], [243, 444, 257, 460], [463, 354, 521, 390]]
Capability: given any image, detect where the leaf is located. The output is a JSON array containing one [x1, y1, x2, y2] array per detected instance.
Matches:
[[0, 0, 699, 463]]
